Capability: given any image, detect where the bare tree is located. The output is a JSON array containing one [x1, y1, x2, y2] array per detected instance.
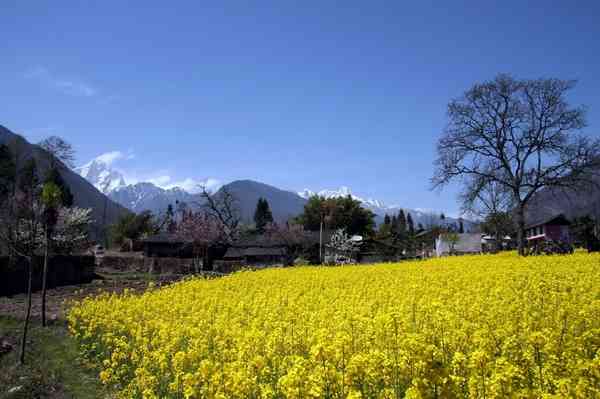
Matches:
[[432, 74, 600, 255], [199, 185, 240, 243], [38, 136, 76, 169]]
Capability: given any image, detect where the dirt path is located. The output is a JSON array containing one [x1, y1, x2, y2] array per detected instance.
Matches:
[[0, 270, 183, 322]]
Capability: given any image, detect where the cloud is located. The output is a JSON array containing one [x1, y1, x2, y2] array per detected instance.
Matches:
[[24, 66, 97, 97], [148, 175, 172, 186], [96, 151, 125, 166], [163, 178, 221, 194]]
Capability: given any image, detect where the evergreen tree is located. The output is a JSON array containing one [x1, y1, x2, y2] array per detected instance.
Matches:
[[407, 212, 415, 235], [166, 204, 177, 232], [44, 167, 73, 207], [390, 215, 398, 234], [397, 210, 407, 235], [418, 222, 424, 231], [383, 214, 391, 226], [458, 218, 465, 233], [254, 197, 274, 234], [0, 144, 16, 198]]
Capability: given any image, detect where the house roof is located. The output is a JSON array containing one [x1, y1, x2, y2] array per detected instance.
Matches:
[[142, 233, 186, 244], [223, 246, 286, 258], [525, 213, 570, 230]]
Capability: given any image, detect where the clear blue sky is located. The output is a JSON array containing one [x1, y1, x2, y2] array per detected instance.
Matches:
[[2, 1, 600, 214]]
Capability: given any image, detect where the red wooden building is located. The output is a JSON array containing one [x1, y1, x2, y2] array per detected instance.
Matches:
[[525, 214, 572, 247]]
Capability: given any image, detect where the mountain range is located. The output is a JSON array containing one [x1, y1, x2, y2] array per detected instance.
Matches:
[[0, 125, 128, 238], [75, 154, 470, 228]]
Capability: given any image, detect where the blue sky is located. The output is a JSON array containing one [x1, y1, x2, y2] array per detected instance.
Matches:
[[2, 1, 600, 214]]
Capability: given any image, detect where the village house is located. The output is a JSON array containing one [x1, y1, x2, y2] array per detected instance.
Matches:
[[222, 235, 288, 266], [142, 233, 192, 258], [525, 214, 573, 253]]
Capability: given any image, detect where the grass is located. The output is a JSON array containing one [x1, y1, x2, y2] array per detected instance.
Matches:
[[0, 315, 107, 399]]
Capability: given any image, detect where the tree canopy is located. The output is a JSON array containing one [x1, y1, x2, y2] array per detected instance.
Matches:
[[296, 195, 375, 236]]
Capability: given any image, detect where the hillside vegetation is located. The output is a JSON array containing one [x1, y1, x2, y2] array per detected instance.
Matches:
[[69, 253, 600, 398]]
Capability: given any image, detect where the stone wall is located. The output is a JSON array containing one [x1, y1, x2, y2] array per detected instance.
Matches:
[[0, 256, 95, 297]]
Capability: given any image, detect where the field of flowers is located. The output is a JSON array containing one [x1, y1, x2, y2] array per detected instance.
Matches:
[[68, 253, 600, 398]]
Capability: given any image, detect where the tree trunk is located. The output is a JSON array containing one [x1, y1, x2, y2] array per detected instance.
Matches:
[[516, 204, 526, 256], [41, 228, 49, 327], [20, 257, 33, 365]]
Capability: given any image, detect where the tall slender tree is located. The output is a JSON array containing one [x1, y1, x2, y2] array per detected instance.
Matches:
[[254, 197, 274, 234], [406, 212, 415, 235], [396, 210, 407, 236], [40, 182, 61, 327]]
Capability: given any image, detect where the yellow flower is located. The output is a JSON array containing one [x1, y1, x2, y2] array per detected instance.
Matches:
[[67, 252, 600, 398]]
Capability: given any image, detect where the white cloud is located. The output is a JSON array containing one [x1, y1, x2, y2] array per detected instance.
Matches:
[[24, 66, 97, 97], [148, 175, 172, 186], [96, 151, 124, 166], [163, 178, 221, 194]]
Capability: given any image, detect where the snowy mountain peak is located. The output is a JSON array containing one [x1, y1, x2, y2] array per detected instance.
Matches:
[[75, 157, 127, 194], [298, 186, 358, 200], [298, 186, 389, 209]]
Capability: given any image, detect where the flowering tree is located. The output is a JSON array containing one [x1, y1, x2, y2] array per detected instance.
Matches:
[[264, 222, 310, 266], [52, 207, 93, 253], [327, 228, 361, 265], [176, 210, 224, 272]]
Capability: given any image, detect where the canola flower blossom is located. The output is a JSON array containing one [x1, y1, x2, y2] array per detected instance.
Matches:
[[68, 253, 600, 398]]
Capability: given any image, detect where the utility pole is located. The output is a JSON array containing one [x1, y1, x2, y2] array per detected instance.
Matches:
[[319, 214, 323, 264]]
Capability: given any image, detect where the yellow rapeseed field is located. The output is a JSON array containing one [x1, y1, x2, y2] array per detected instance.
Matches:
[[68, 253, 600, 398]]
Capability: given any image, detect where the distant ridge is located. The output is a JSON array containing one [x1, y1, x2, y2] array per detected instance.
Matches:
[[216, 180, 307, 223], [0, 125, 129, 237]]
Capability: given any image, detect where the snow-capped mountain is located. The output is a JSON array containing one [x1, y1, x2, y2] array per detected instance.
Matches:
[[75, 157, 126, 194], [109, 182, 196, 214], [298, 186, 472, 230], [298, 186, 396, 214], [75, 155, 194, 214], [74, 154, 472, 230]]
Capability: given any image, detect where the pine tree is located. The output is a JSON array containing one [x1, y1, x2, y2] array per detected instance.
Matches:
[[407, 212, 415, 235], [254, 197, 274, 234], [383, 214, 391, 226], [458, 218, 465, 234], [397, 210, 407, 235], [390, 215, 398, 234]]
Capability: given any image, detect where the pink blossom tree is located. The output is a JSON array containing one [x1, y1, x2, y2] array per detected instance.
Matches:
[[176, 210, 224, 272]]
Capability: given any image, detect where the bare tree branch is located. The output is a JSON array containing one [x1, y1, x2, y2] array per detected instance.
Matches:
[[432, 74, 600, 255]]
